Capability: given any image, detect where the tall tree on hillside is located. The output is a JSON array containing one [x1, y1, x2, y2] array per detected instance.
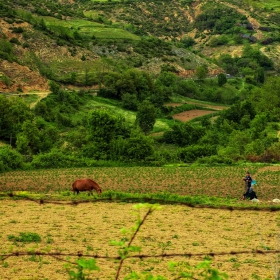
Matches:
[[0, 96, 34, 145], [135, 100, 157, 135], [217, 73, 227, 86], [195, 66, 207, 80], [252, 77, 280, 118]]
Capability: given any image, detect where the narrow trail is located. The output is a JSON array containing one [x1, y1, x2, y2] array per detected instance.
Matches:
[[29, 91, 50, 108]]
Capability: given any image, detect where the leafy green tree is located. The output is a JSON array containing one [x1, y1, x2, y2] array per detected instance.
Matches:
[[249, 113, 268, 139], [242, 44, 273, 69], [103, 72, 133, 99], [0, 96, 34, 144], [121, 93, 138, 110], [90, 110, 128, 140], [251, 77, 280, 116], [84, 109, 130, 159], [0, 145, 24, 172], [16, 120, 41, 155], [217, 73, 227, 86], [66, 126, 88, 149], [39, 125, 59, 152], [195, 66, 207, 80], [244, 139, 265, 158], [180, 36, 195, 48], [156, 71, 177, 87], [220, 130, 252, 159], [104, 69, 155, 102], [0, 39, 15, 61], [111, 128, 155, 163], [219, 100, 255, 126], [163, 122, 205, 147], [49, 80, 61, 94], [255, 67, 265, 84], [176, 79, 198, 98], [39, 19, 47, 31], [135, 100, 157, 135]]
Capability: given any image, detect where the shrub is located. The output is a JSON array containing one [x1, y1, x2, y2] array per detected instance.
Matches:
[[178, 145, 216, 162], [10, 37, 21, 45], [31, 148, 86, 169], [195, 155, 234, 165], [8, 232, 41, 243], [0, 146, 24, 172]]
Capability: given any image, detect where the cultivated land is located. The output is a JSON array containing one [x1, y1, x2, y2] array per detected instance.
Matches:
[[1, 165, 280, 279], [0, 200, 280, 280], [1, 165, 280, 201]]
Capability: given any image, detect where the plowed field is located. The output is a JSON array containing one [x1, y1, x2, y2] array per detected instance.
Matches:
[[1, 165, 280, 279], [0, 200, 279, 279]]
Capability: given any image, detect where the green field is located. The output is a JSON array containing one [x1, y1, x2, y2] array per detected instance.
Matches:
[[1, 165, 280, 203], [43, 16, 140, 40], [245, 0, 280, 12]]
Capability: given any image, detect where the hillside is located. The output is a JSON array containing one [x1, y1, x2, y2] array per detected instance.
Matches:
[[0, 0, 280, 92]]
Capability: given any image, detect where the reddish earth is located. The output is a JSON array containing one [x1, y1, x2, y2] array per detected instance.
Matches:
[[165, 102, 228, 122], [173, 109, 217, 122]]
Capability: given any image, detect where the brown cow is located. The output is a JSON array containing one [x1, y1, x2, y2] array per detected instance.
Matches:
[[72, 178, 102, 195]]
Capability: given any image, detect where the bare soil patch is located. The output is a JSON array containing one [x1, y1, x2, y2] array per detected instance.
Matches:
[[165, 102, 227, 110], [165, 102, 227, 122], [172, 109, 216, 122], [0, 200, 277, 279]]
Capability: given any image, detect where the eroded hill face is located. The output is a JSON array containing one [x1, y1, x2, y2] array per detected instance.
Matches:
[[0, 0, 280, 93], [0, 18, 99, 93]]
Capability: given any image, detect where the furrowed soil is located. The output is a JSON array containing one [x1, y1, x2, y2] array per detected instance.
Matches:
[[1, 165, 280, 201], [1, 165, 280, 279], [0, 200, 279, 280]]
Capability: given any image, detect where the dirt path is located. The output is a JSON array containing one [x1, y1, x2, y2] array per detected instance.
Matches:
[[29, 91, 50, 108]]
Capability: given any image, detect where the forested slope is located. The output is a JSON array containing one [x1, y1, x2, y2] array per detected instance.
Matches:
[[0, 0, 280, 170]]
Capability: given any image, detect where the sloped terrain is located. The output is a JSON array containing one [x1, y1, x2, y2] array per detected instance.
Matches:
[[0, 0, 280, 92]]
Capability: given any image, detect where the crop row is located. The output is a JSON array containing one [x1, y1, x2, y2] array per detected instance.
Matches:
[[1, 165, 280, 201]]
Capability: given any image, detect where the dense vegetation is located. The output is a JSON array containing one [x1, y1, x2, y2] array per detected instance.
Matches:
[[0, 0, 280, 171], [0, 72, 280, 171]]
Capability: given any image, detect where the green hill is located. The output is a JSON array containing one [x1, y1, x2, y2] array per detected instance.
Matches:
[[0, 0, 280, 169], [0, 0, 280, 92]]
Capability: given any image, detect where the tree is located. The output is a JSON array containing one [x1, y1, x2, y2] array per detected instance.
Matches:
[[16, 120, 41, 155], [195, 66, 207, 80], [87, 109, 118, 143], [0, 145, 24, 171], [135, 100, 157, 135], [110, 128, 155, 162], [252, 77, 280, 115], [0, 96, 34, 144], [181, 36, 195, 48], [163, 122, 205, 147], [255, 67, 265, 84], [217, 73, 227, 86]]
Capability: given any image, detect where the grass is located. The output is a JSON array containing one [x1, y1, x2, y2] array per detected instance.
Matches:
[[19, 94, 40, 106], [72, 95, 172, 132], [43, 16, 140, 40], [243, 0, 280, 12]]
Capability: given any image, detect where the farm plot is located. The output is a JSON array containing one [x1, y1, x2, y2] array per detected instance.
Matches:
[[166, 101, 227, 122], [172, 109, 216, 122], [1, 165, 280, 201], [0, 200, 279, 279]]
